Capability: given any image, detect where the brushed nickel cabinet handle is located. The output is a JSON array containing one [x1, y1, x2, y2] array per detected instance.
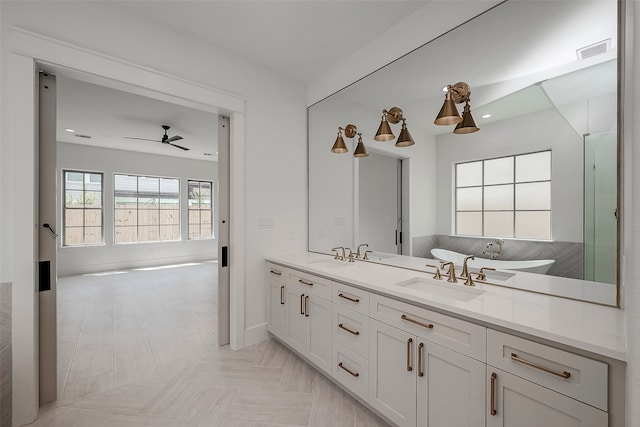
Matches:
[[280, 286, 284, 305], [299, 279, 314, 286], [338, 323, 360, 336], [300, 294, 304, 315], [407, 338, 413, 372], [270, 269, 282, 276], [510, 353, 571, 379], [401, 314, 434, 330], [338, 293, 360, 303], [490, 372, 497, 416], [417, 342, 424, 377], [305, 295, 310, 317], [338, 362, 360, 378]]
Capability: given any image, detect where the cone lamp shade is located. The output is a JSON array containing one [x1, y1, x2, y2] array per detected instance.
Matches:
[[374, 115, 395, 141], [453, 102, 479, 134], [434, 92, 462, 126], [331, 132, 348, 153], [395, 120, 415, 147], [353, 135, 369, 157]]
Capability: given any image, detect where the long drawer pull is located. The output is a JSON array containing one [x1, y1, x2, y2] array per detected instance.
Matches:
[[270, 269, 282, 276], [401, 314, 434, 329], [299, 279, 314, 286], [280, 286, 284, 304], [338, 362, 360, 378], [407, 338, 413, 372], [338, 293, 360, 303], [300, 294, 304, 315], [510, 352, 571, 379], [338, 323, 360, 336], [490, 372, 497, 416], [305, 295, 310, 317], [417, 342, 424, 377]]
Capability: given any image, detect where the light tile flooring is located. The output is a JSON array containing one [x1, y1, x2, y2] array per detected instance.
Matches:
[[29, 262, 389, 426]]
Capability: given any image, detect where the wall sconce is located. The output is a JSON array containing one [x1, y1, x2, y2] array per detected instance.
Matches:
[[374, 107, 415, 147], [331, 124, 368, 157], [434, 82, 479, 134]]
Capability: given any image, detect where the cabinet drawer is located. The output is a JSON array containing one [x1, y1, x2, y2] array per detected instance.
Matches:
[[266, 263, 286, 283], [487, 329, 608, 411], [333, 305, 369, 358], [287, 269, 332, 300], [332, 342, 369, 401], [370, 294, 486, 361], [333, 282, 370, 315]]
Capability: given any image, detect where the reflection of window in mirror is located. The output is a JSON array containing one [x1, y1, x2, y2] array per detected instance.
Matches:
[[455, 150, 551, 240]]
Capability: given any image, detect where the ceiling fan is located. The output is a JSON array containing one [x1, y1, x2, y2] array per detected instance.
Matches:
[[124, 125, 190, 151]]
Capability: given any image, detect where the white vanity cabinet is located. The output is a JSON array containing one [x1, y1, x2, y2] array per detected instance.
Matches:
[[284, 269, 333, 375], [486, 329, 608, 426], [369, 294, 487, 427], [266, 263, 287, 340]]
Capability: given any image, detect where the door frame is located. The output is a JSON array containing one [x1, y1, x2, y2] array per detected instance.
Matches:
[[4, 28, 247, 426]]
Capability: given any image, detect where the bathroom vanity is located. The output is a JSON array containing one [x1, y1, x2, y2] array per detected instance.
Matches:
[[265, 253, 626, 427]]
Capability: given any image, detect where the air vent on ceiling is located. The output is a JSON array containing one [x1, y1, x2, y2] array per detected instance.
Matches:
[[577, 39, 611, 60], [74, 134, 92, 139]]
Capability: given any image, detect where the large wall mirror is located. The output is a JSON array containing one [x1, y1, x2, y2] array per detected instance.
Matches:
[[308, 0, 621, 306]]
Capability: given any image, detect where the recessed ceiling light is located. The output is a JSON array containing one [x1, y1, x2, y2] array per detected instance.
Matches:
[[65, 128, 75, 132], [482, 114, 492, 119]]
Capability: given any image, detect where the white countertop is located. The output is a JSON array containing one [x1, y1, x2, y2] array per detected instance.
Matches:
[[266, 252, 627, 362]]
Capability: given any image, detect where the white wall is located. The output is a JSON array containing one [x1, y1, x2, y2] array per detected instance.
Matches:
[[436, 107, 583, 242], [56, 142, 217, 276], [1, 2, 307, 425]]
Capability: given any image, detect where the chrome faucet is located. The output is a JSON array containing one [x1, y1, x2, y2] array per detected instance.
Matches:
[[331, 246, 347, 261], [461, 255, 475, 278], [483, 239, 504, 260], [440, 261, 457, 283], [356, 243, 369, 259]]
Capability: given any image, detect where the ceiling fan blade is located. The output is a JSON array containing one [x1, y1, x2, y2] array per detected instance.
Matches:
[[169, 142, 190, 151], [123, 136, 162, 142], [166, 135, 184, 143]]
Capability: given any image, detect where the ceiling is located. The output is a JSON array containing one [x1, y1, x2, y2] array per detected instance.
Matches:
[[57, 0, 431, 161]]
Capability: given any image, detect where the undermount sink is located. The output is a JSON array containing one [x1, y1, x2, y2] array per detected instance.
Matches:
[[366, 252, 398, 261], [395, 277, 485, 302], [308, 258, 354, 269]]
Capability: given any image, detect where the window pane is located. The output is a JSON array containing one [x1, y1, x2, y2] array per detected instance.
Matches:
[[484, 212, 514, 238], [115, 226, 137, 243], [84, 227, 102, 244], [189, 210, 200, 225], [159, 225, 179, 241], [159, 197, 178, 209], [456, 187, 482, 211], [201, 210, 212, 224], [115, 208, 136, 226], [139, 209, 159, 226], [160, 209, 179, 225], [189, 224, 200, 239], [115, 196, 136, 208], [66, 190, 84, 207], [484, 157, 513, 185], [160, 178, 179, 194], [66, 172, 83, 182], [65, 227, 83, 246], [456, 161, 482, 187], [456, 212, 482, 236], [138, 226, 158, 242], [65, 209, 83, 227], [84, 210, 102, 227], [84, 191, 102, 207], [89, 173, 102, 183], [516, 211, 551, 240], [201, 224, 212, 238], [114, 174, 137, 192], [516, 151, 551, 182], [516, 182, 550, 210], [484, 184, 513, 211], [139, 176, 159, 193], [138, 197, 156, 208]]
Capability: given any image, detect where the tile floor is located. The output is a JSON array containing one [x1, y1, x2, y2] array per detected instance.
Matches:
[[29, 262, 389, 426]]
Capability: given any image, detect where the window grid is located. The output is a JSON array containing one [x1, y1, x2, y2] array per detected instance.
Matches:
[[63, 170, 104, 246], [114, 174, 180, 244], [455, 150, 551, 240], [188, 180, 214, 240]]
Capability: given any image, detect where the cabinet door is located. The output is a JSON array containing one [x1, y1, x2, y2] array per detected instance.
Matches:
[[487, 369, 608, 427], [369, 319, 417, 427], [268, 281, 286, 340], [307, 294, 332, 374], [285, 286, 307, 354], [416, 340, 485, 427]]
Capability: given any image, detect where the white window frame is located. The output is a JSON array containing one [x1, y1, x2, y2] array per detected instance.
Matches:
[[62, 169, 104, 246]]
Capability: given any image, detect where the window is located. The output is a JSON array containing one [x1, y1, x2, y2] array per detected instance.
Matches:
[[114, 174, 180, 243], [63, 170, 103, 246], [188, 180, 213, 239], [455, 151, 551, 240]]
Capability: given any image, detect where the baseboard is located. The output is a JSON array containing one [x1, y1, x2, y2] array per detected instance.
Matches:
[[244, 322, 269, 347]]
